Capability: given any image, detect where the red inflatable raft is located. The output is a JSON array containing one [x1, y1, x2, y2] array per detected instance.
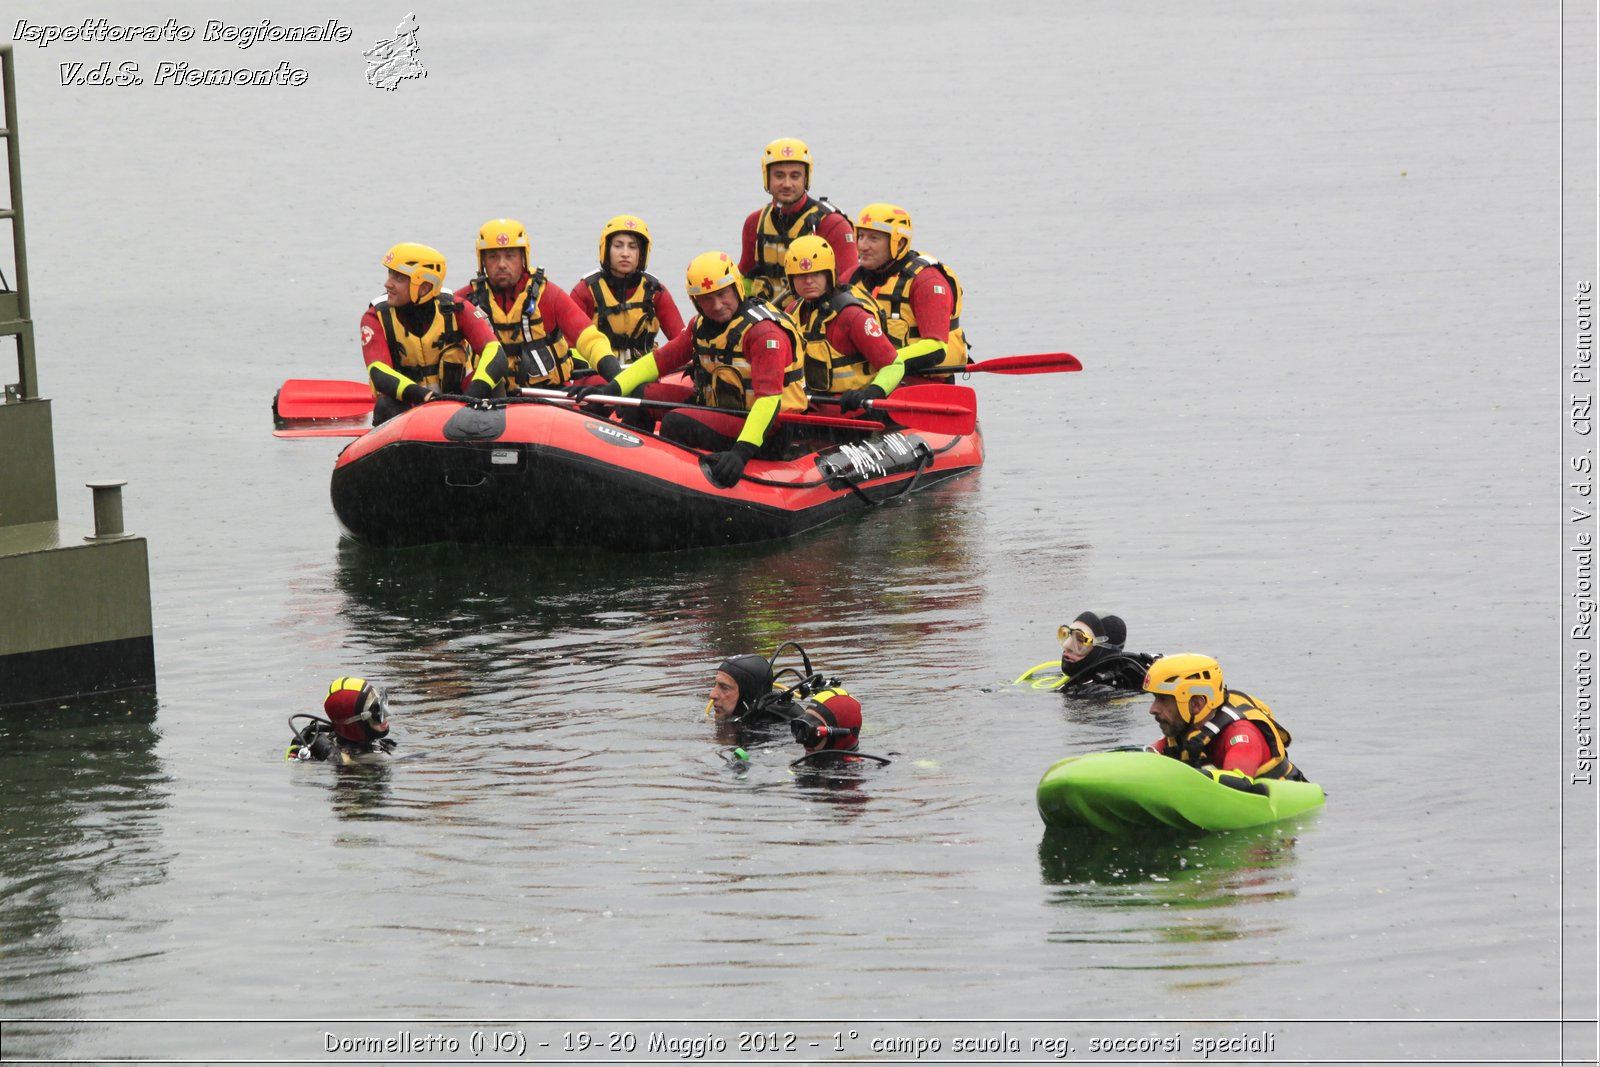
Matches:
[[328, 399, 984, 550]]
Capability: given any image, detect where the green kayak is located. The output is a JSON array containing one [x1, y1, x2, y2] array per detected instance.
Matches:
[[1036, 750, 1325, 833]]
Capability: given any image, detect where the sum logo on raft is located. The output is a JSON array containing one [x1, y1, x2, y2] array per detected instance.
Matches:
[[583, 422, 643, 448]]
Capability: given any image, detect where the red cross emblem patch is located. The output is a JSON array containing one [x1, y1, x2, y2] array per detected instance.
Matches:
[[799, 257, 813, 270], [496, 234, 509, 246], [781, 145, 794, 157]]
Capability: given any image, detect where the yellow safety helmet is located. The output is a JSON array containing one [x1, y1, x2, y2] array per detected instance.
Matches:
[[762, 137, 812, 191], [783, 234, 836, 288], [856, 202, 913, 260], [598, 214, 651, 272], [1142, 653, 1226, 725], [475, 218, 530, 272], [685, 251, 743, 299], [382, 242, 447, 303]]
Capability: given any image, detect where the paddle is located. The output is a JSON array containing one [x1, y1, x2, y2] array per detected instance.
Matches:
[[273, 379, 375, 420], [272, 393, 900, 439], [272, 378, 978, 435], [520, 386, 975, 436], [274, 354, 1072, 419], [807, 383, 976, 435], [962, 352, 1082, 374]]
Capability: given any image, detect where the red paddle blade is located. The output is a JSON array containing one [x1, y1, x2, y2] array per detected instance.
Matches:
[[878, 405, 975, 436], [965, 352, 1082, 374], [879, 382, 977, 411], [807, 382, 978, 436], [869, 383, 977, 434], [274, 379, 375, 420]]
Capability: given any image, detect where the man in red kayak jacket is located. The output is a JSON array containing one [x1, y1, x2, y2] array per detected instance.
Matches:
[[848, 202, 969, 379], [569, 214, 686, 366], [781, 234, 904, 415], [575, 251, 807, 488], [1142, 653, 1306, 788], [739, 137, 857, 306], [454, 218, 621, 396], [360, 242, 501, 425]]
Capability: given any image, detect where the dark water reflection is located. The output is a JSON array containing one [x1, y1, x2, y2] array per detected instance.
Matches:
[[1037, 826, 1304, 991], [325, 475, 985, 698], [1039, 824, 1302, 902], [0, 693, 170, 1012]]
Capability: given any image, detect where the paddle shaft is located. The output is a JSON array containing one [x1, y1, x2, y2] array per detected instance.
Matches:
[[276, 393, 883, 437], [519, 388, 971, 434], [274, 378, 977, 433]]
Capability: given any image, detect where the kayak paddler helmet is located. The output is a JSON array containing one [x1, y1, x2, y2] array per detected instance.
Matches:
[[784, 235, 836, 289], [383, 242, 447, 303], [685, 251, 742, 300], [598, 214, 651, 272], [762, 137, 812, 191], [718, 654, 774, 716], [790, 688, 861, 751], [855, 203, 913, 261], [1142, 653, 1225, 726], [324, 677, 391, 744], [476, 218, 529, 265]]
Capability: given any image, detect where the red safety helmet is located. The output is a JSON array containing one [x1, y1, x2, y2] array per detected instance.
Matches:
[[790, 687, 861, 751], [323, 677, 390, 744]]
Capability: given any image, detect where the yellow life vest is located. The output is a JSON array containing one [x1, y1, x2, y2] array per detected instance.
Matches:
[[748, 196, 844, 304], [463, 270, 578, 387], [858, 252, 969, 372], [1170, 689, 1300, 781], [374, 293, 471, 392], [692, 300, 808, 413], [791, 288, 886, 393], [579, 269, 665, 364]]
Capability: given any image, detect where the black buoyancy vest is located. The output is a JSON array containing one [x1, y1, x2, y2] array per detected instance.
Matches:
[[1172, 690, 1302, 781]]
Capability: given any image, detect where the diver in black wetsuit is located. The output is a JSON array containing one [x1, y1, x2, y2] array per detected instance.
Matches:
[[708, 653, 793, 724], [709, 643, 888, 767], [707, 641, 848, 728], [287, 677, 397, 765], [1058, 611, 1160, 693]]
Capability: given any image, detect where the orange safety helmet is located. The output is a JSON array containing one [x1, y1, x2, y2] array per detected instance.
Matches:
[[598, 214, 651, 272], [855, 203, 913, 261], [685, 250, 743, 299], [1142, 654, 1226, 725], [783, 234, 836, 289], [382, 242, 447, 303], [762, 137, 812, 191], [475, 218, 530, 273]]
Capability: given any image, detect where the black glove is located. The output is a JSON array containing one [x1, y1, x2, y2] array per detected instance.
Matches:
[[705, 441, 756, 488], [571, 379, 622, 416], [838, 384, 885, 414], [402, 383, 440, 405]]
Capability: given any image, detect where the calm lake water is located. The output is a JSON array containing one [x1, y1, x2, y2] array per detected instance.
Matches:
[[0, 1, 1591, 1063]]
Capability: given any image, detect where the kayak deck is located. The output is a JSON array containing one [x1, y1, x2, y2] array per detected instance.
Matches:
[[1036, 750, 1324, 833]]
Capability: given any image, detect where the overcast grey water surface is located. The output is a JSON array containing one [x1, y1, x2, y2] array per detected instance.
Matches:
[[0, 1, 1591, 1063]]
